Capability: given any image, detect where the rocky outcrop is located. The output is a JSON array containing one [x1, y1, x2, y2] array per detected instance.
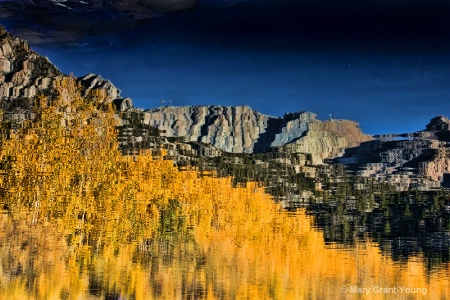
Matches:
[[418, 147, 450, 182], [426, 116, 450, 132], [281, 119, 373, 164], [143, 105, 372, 161], [0, 24, 61, 106], [336, 116, 450, 188], [144, 105, 270, 153], [0, 25, 133, 111], [77, 73, 126, 103]]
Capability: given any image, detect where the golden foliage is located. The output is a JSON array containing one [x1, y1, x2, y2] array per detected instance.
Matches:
[[0, 79, 448, 299]]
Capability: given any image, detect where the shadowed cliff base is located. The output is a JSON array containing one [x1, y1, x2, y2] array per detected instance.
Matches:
[[253, 117, 283, 153]]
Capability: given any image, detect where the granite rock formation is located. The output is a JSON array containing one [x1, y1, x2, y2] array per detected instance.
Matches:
[[279, 118, 373, 164], [144, 105, 271, 153], [143, 105, 373, 162], [335, 116, 450, 189], [0, 25, 132, 111], [0, 25, 61, 105]]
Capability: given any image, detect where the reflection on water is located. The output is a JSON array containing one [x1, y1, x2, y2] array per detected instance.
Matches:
[[0, 80, 449, 299], [1, 207, 449, 299], [305, 191, 450, 268]]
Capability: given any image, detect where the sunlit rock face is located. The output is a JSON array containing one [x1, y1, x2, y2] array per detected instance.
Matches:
[[77, 73, 122, 101], [0, 26, 132, 111], [144, 105, 372, 157], [281, 119, 373, 164], [0, 25, 61, 104], [144, 105, 271, 153]]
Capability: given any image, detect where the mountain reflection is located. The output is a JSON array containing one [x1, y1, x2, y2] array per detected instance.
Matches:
[[0, 80, 449, 299]]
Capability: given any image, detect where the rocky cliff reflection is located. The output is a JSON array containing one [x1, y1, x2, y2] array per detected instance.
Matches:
[[0, 82, 449, 299], [303, 190, 450, 269]]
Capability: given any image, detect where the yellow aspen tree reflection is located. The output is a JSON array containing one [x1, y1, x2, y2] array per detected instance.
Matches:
[[0, 80, 448, 299]]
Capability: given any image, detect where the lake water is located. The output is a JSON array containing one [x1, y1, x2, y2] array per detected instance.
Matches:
[[0, 200, 448, 299], [0, 83, 449, 299]]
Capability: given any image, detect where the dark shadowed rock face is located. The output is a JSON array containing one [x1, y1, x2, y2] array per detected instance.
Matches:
[[0, 0, 197, 45], [20, 0, 195, 14], [426, 116, 450, 132], [0, 1, 196, 18]]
